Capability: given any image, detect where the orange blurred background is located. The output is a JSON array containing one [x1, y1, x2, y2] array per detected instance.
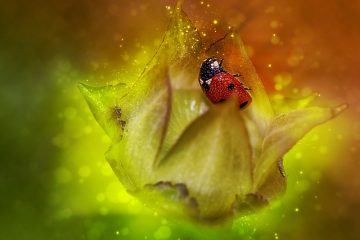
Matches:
[[1, 0, 359, 239]]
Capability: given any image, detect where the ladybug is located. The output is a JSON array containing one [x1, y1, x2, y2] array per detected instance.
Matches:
[[199, 57, 252, 109]]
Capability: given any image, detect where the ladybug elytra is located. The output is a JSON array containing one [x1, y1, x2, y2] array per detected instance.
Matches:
[[199, 57, 252, 109]]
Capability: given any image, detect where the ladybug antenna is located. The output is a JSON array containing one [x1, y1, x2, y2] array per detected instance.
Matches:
[[220, 59, 224, 66]]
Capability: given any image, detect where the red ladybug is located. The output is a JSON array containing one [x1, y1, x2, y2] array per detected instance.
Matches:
[[199, 57, 252, 109]]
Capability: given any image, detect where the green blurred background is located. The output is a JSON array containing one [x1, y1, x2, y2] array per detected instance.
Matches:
[[1, 0, 359, 239]]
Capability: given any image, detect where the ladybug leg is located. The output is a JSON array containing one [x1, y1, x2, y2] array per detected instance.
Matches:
[[233, 73, 242, 78], [244, 87, 252, 91], [234, 74, 248, 85], [220, 59, 224, 66]]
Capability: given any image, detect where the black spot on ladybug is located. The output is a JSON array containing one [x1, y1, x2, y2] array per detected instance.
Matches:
[[240, 101, 249, 109], [227, 83, 235, 90]]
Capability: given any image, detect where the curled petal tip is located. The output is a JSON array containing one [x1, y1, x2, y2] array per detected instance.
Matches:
[[332, 103, 348, 115], [77, 82, 87, 91], [77, 82, 93, 98]]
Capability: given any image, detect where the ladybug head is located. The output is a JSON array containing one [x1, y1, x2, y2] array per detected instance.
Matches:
[[200, 57, 225, 81]]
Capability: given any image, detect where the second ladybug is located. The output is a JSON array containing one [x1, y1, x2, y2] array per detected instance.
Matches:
[[199, 57, 252, 109]]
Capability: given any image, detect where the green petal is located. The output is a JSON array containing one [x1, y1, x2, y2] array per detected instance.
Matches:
[[253, 104, 348, 190], [153, 102, 253, 220]]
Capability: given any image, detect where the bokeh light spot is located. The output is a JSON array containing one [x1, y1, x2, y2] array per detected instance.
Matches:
[[96, 193, 105, 202], [55, 167, 72, 184], [78, 165, 91, 178], [270, 20, 279, 29], [274, 73, 292, 91], [274, 232, 279, 239], [154, 226, 172, 240], [121, 227, 129, 236]]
